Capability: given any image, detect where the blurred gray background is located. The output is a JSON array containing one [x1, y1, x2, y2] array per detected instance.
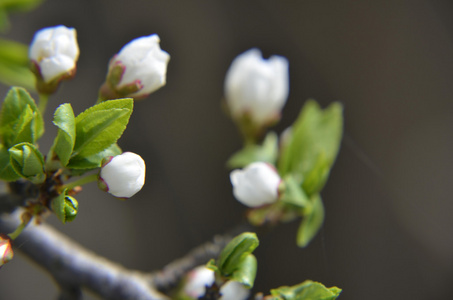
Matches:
[[1, 0, 453, 299]]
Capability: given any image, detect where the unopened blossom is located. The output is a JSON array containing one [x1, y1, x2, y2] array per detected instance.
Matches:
[[184, 266, 249, 300], [99, 152, 145, 198], [29, 25, 79, 84], [224, 48, 289, 126], [100, 34, 170, 99], [230, 162, 281, 207], [0, 234, 13, 268]]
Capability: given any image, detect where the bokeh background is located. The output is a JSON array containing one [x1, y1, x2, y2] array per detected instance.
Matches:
[[1, 0, 453, 299]]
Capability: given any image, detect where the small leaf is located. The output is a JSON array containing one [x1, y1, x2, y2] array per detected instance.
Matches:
[[67, 143, 122, 170], [297, 194, 325, 247], [49, 103, 75, 166], [227, 132, 278, 169], [229, 254, 257, 288], [0, 145, 20, 181], [218, 232, 259, 276], [280, 175, 310, 209], [302, 152, 332, 196], [51, 189, 79, 224], [9, 142, 45, 183], [0, 87, 43, 147], [270, 280, 341, 300], [0, 39, 35, 89], [70, 98, 133, 160], [278, 100, 343, 195]]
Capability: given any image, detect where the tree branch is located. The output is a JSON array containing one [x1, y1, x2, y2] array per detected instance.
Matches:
[[0, 212, 168, 300], [0, 210, 251, 299]]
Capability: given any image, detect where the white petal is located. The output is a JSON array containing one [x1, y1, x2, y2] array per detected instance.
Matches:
[[100, 152, 146, 198]]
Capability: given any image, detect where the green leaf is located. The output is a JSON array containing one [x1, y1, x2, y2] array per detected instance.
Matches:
[[70, 99, 133, 160], [51, 189, 79, 224], [227, 132, 278, 169], [280, 175, 310, 209], [67, 143, 122, 170], [270, 280, 341, 300], [49, 103, 75, 166], [302, 152, 332, 196], [218, 232, 259, 276], [297, 194, 325, 247], [0, 87, 43, 147], [0, 39, 35, 89], [0, 0, 44, 12], [0, 145, 20, 181], [9, 142, 45, 183], [278, 100, 343, 195], [229, 254, 257, 288]]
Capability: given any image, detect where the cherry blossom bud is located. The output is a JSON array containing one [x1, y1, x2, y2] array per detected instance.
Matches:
[[29, 25, 79, 93], [0, 234, 13, 268], [99, 152, 146, 198], [184, 266, 249, 300], [224, 48, 289, 127], [230, 162, 282, 207], [100, 34, 170, 100]]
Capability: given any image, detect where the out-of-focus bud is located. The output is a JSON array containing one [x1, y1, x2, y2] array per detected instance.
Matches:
[[224, 48, 289, 130], [230, 162, 282, 207], [183, 266, 249, 300], [99, 152, 146, 198], [29, 25, 79, 94], [0, 234, 13, 268], [63, 196, 78, 223], [99, 34, 170, 100]]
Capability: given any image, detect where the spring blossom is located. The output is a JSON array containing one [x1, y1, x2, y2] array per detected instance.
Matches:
[[104, 34, 170, 98], [29, 25, 79, 83], [99, 152, 146, 198], [224, 48, 289, 126], [230, 162, 281, 207], [184, 266, 249, 300]]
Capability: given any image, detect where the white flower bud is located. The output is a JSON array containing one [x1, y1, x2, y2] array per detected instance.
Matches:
[[99, 152, 146, 198], [29, 25, 79, 84], [184, 266, 249, 300], [103, 34, 170, 99], [230, 162, 281, 207], [224, 48, 289, 126], [0, 234, 13, 268]]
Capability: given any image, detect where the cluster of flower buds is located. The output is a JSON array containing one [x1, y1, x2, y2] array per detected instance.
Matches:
[[99, 34, 170, 100], [224, 48, 289, 140], [230, 162, 282, 207], [0, 234, 13, 269], [183, 265, 249, 300], [98, 152, 146, 198], [29, 25, 79, 94]]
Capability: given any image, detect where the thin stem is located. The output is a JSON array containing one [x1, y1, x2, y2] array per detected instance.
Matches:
[[8, 213, 32, 240], [59, 173, 99, 193], [38, 93, 50, 115]]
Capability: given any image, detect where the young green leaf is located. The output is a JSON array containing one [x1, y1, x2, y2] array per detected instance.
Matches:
[[218, 232, 259, 276], [67, 143, 122, 170], [49, 103, 75, 166], [227, 131, 278, 169], [229, 254, 257, 288], [270, 280, 341, 300], [0, 145, 20, 181], [0, 39, 35, 89], [278, 100, 343, 195], [297, 194, 325, 247], [280, 175, 310, 209], [0, 87, 43, 147], [70, 99, 133, 160], [9, 142, 45, 184]]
